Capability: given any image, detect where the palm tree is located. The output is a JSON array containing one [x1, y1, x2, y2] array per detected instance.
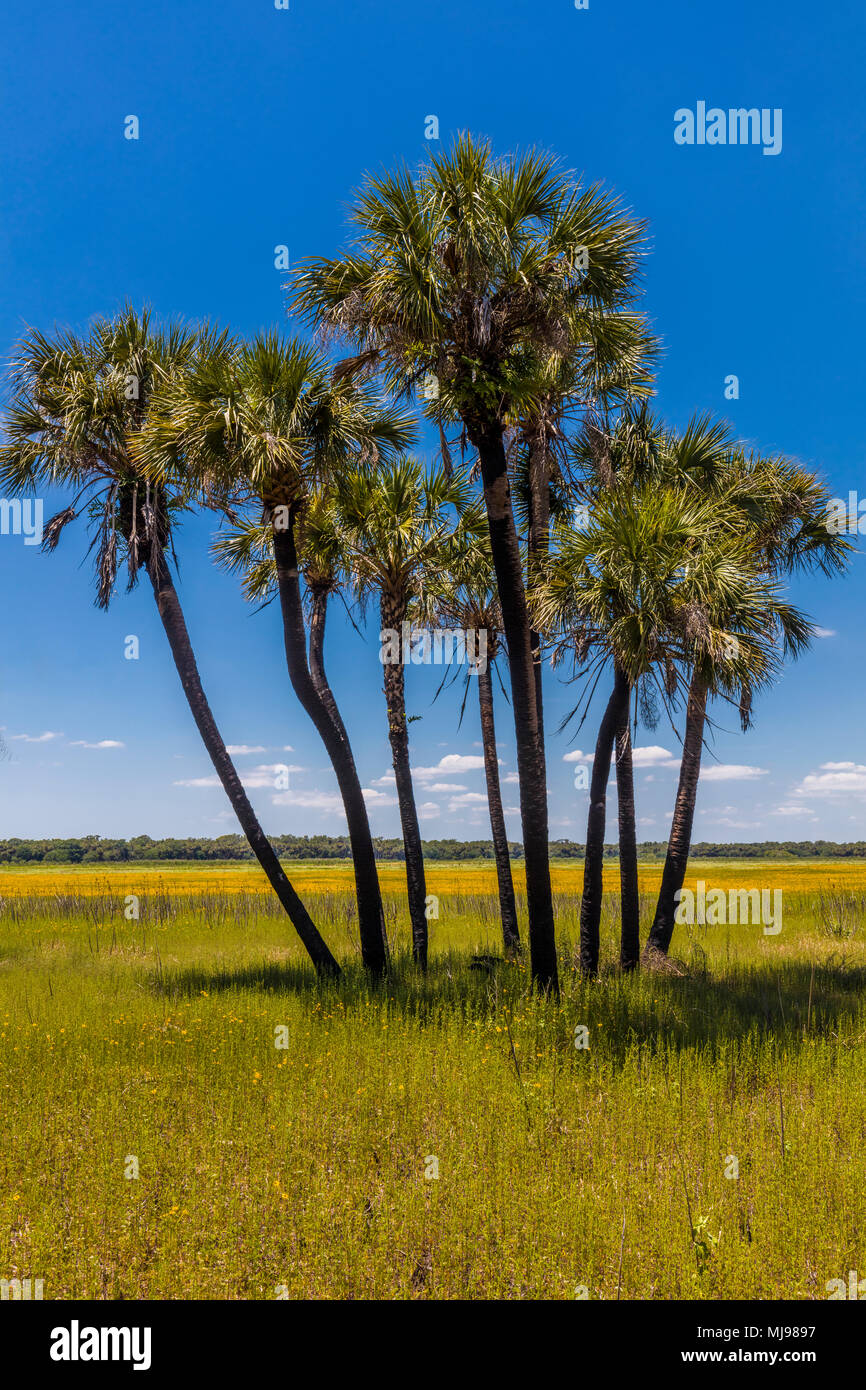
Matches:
[[213, 494, 386, 954], [637, 426, 852, 958], [295, 497, 362, 746], [517, 318, 660, 743], [561, 404, 849, 962], [425, 536, 521, 957], [137, 333, 415, 975], [645, 602, 813, 962], [336, 459, 484, 970], [292, 134, 647, 993], [536, 484, 789, 974], [0, 309, 339, 977]]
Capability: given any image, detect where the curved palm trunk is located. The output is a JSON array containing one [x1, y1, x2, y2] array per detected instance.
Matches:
[[527, 432, 550, 748], [307, 586, 343, 726], [475, 425, 558, 993], [579, 665, 629, 975], [308, 580, 389, 970], [381, 591, 428, 969], [646, 670, 709, 957], [615, 697, 640, 971], [148, 552, 339, 978], [476, 655, 521, 957], [272, 520, 389, 974]]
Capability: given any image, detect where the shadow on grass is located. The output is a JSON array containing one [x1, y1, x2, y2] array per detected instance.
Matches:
[[148, 945, 866, 1057], [591, 955, 866, 1060], [149, 947, 529, 1013]]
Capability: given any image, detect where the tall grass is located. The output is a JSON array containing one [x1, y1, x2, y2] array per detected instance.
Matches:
[[1, 869, 864, 1299]]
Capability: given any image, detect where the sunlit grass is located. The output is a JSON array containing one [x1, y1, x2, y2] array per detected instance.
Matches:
[[1, 862, 865, 1299], [5, 855, 866, 898]]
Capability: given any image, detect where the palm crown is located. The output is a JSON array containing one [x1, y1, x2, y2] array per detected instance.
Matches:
[[538, 483, 811, 713], [0, 307, 201, 605], [291, 134, 651, 436], [335, 457, 486, 614], [135, 331, 416, 516]]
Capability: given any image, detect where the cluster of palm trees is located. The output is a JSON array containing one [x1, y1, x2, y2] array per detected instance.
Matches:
[[1, 136, 850, 992]]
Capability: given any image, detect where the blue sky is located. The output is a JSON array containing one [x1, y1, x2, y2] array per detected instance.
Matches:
[[1, 0, 864, 843]]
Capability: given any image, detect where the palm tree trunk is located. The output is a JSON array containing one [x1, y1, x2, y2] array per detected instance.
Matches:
[[380, 591, 428, 969], [272, 518, 389, 974], [646, 670, 709, 957], [147, 552, 339, 978], [615, 696, 640, 971], [579, 665, 629, 975], [527, 431, 550, 747], [474, 424, 558, 993], [307, 586, 345, 731], [308, 581, 389, 969], [476, 654, 521, 956]]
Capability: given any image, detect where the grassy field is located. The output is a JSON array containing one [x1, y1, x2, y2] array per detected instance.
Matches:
[[1, 859, 865, 1300], [5, 856, 866, 896]]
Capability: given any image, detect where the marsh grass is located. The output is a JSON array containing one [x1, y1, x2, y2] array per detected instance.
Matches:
[[1, 865, 865, 1299]]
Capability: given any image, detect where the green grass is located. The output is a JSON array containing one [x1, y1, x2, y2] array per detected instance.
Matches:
[[1, 873, 865, 1299]]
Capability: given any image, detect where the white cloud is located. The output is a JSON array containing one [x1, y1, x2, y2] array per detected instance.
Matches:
[[246, 763, 304, 787], [11, 731, 63, 743], [700, 764, 769, 782], [361, 787, 398, 806], [414, 754, 488, 780], [175, 762, 303, 790], [631, 745, 677, 767], [773, 804, 814, 817], [796, 767, 866, 796], [447, 792, 489, 809], [638, 817, 656, 826], [418, 802, 441, 820], [272, 790, 346, 814], [226, 744, 266, 755], [503, 773, 520, 784], [563, 746, 674, 770], [371, 767, 470, 792], [69, 739, 125, 750], [813, 627, 837, 638]]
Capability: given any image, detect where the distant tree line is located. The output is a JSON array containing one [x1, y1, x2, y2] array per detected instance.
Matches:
[[1, 835, 864, 865], [0, 834, 523, 864]]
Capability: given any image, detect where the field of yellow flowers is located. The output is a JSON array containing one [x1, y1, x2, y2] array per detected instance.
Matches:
[[5, 856, 866, 899], [1, 858, 865, 1299]]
